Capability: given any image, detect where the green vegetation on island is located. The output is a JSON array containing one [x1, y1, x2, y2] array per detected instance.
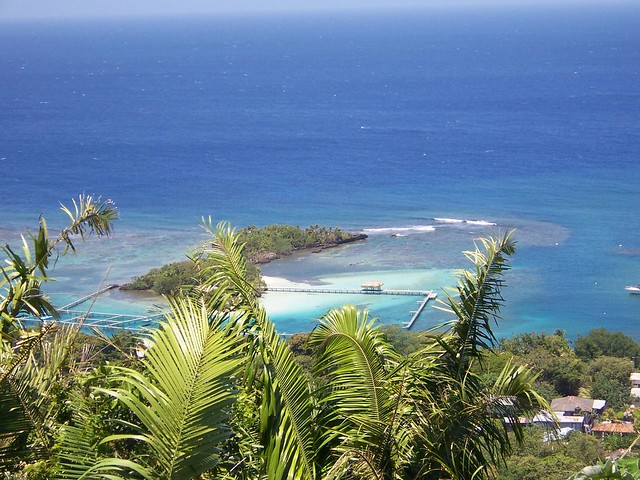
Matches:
[[237, 224, 366, 263], [121, 223, 366, 295], [4, 199, 640, 479]]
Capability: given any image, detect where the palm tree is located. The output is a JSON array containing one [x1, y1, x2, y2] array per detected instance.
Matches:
[[0, 195, 117, 472], [201, 225, 547, 479], [198, 219, 320, 480], [55, 220, 321, 480], [305, 231, 547, 480], [308, 305, 413, 480], [0, 194, 117, 337], [407, 231, 547, 479]]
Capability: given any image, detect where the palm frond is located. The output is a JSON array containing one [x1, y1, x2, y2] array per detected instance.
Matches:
[[94, 296, 245, 479], [310, 306, 394, 427], [308, 306, 405, 478], [198, 218, 261, 314], [1, 195, 117, 335], [489, 360, 550, 445], [0, 243, 57, 325], [56, 423, 155, 480], [0, 379, 36, 468], [0, 323, 82, 469], [400, 231, 552, 479], [196, 221, 319, 479], [57, 195, 118, 254], [408, 355, 548, 479], [254, 308, 317, 480], [435, 230, 516, 368]]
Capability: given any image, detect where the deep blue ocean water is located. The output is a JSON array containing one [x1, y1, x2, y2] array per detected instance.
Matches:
[[1, 4, 639, 338]]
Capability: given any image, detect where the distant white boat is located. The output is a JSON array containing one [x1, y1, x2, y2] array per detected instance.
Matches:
[[625, 285, 640, 294]]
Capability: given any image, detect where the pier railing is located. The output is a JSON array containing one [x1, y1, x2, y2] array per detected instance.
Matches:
[[403, 292, 438, 329], [59, 284, 119, 310], [266, 286, 432, 296]]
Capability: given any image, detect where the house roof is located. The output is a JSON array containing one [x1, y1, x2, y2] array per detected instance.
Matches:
[[630, 373, 640, 381], [555, 414, 586, 424], [505, 410, 585, 425], [591, 422, 635, 434], [533, 410, 556, 423], [550, 396, 605, 413], [592, 399, 606, 410]]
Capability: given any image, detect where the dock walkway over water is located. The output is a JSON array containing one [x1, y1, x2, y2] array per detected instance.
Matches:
[[23, 310, 165, 332], [266, 283, 437, 330], [266, 286, 432, 296], [24, 285, 164, 332], [59, 284, 119, 310], [56, 310, 165, 331], [403, 292, 438, 330]]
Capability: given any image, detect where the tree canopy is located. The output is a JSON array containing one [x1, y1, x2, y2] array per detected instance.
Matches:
[[574, 328, 640, 362]]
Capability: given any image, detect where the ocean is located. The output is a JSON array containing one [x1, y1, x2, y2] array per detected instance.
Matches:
[[1, 4, 639, 339]]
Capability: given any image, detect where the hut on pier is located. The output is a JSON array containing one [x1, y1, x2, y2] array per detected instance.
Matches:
[[361, 281, 384, 293]]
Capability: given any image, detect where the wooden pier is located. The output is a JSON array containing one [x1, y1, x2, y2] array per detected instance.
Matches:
[[265, 286, 432, 296], [403, 291, 438, 330], [40, 283, 437, 332], [59, 284, 119, 310]]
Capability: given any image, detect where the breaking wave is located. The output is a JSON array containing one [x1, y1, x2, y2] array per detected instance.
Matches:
[[363, 225, 437, 235], [434, 217, 497, 226]]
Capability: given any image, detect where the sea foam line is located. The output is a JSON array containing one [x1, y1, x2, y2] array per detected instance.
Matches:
[[434, 217, 497, 226], [363, 225, 437, 235]]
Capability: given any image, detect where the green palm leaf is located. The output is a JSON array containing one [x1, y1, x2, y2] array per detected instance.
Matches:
[[197, 220, 319, 480], [1, 194, 117, 336], [56, 423, 155, 480], [88, 297, 245, 479], [407, 231, 551, 479], [310, 306, 394, 427], [0, 379, 35, 467], [255, 310, 317, 480], [434, 230, 516, 371], [490, 360, 549, 436], [309, 306, 405, 478], [0, 323, 82, 470], [198, 218, 261, 314]]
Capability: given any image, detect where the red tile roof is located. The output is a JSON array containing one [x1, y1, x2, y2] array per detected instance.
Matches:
[[591, 423, 635, 434]]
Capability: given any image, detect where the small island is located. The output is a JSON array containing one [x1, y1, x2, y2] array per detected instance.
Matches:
[[121, 224, 367, 295]]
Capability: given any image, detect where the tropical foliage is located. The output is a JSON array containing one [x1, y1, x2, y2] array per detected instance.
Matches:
[[237, 224, 365, 264], [497, 427, 605, 480], [574, 329, 640, 362], [2, 208, 551, 479], [1, 195, 117, 337], [0, 195, 118, 473], [568, 457, 640, 480]]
